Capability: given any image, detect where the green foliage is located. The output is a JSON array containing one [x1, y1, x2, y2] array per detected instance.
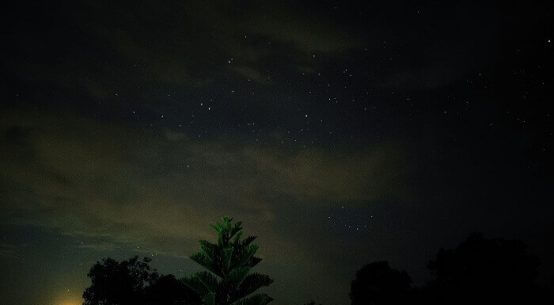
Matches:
[[183, 216, 273, 305]]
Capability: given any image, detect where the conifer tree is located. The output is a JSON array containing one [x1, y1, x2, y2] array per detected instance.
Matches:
[[183, 217, 273, 305]]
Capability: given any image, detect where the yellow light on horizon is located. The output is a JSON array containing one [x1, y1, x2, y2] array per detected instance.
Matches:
[[57, 298, 82, 305]]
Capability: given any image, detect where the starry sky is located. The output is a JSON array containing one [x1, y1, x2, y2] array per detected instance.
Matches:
[[1, 1, 553, 305]]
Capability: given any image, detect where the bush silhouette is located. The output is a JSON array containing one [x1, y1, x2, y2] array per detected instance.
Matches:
[[182, 216, 273, 305]]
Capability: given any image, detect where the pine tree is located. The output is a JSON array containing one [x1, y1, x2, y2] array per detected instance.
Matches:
[[183, 216, 273, 305]]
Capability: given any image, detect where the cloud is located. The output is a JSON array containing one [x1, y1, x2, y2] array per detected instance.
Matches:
[[5, 0, 362, 102], [1, 108, 411, 259], [0, 242, 21, 259], [230, 66, 270, 83]]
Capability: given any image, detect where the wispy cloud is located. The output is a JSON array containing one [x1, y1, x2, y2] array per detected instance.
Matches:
[[1, 108, 412, 260]]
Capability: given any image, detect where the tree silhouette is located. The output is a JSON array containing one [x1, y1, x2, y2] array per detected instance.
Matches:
[[83, 256, 199, 305], [83, 256, 157, 305], [302, 300, 324, 305], [146, 274, 201, 305], [183, 216, 273, 305], [350, 261, 412, 305], [426, 233, 542, 305]]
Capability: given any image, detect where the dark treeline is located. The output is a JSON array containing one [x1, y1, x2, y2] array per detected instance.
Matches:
[[83, 217, 272, 305], [82, 219, 552, 305], [348, 233, 552, 305]]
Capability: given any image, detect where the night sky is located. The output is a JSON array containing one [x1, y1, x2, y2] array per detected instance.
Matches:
[[1, 1, 553, 305]]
